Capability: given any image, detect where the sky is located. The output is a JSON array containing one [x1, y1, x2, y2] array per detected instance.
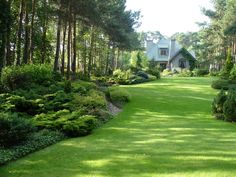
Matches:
[[126, 0, 214, 37]]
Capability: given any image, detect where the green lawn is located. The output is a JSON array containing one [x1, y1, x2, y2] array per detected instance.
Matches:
[[1, 77, 236, 177]]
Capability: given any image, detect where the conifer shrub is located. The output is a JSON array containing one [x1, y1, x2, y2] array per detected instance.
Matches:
[[212, 90, 227, 120], [223, 89, 236, 122], [109, 87, 131, 107], [220, 48, 234, 79], [211, 79, 236, 90], [62, 115, 97, 137], [230, 66, 236, 80], [136, 71, 149, 79], [146, 68, 161, 79], [0, 113, 36, 147], [193, 69, 209, 76]]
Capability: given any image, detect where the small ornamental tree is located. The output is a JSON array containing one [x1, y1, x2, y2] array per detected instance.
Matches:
[[221, 48, 234, 78]]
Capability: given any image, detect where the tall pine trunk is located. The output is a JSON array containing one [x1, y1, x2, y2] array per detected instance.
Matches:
[[16, 0, 24, 65], [41, 0, 48, 64], [88, 26, 95, 78], [61, 20, 67, 75], [23, 1, 30, 64], [66, 2, 72, 79], [29, 0, 36, 63], [105, 42, 111, 75], [72, 12, 77, 78], [54, 4, 62, 72]]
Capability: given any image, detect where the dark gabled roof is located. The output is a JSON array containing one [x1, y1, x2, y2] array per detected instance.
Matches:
[[169, 48, 196, 62]]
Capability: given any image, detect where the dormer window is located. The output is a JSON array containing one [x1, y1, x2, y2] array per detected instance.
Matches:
[[159, 48, 168, 56]]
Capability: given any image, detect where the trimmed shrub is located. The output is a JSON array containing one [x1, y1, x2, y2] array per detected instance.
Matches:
[[33, 109, 98, 137], [212, 90, 227, 120], [146, 69, 161, 79], [0, 113, 36, 147], [223, 89, 236, 122], [211, 79, 236, 90], [109, 87, 131, 107], [193, 69, 209, 76], [62, 115, 97, 137]]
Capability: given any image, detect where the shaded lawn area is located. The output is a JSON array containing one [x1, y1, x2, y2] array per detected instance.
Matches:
[[1, 77, 236, 177]]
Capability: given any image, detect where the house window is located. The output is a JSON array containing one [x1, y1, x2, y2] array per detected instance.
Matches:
[[179, 59, 186, 68], [159, 48, 168, 56]]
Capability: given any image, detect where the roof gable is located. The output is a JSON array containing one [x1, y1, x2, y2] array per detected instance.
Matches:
[[170, 48, 196, 62]]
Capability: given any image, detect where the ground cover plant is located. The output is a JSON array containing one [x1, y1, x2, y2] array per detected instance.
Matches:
[[2, 77, 236, 177]]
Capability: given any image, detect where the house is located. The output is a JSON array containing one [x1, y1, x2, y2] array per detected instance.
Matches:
[[146, 38, 196, 71]]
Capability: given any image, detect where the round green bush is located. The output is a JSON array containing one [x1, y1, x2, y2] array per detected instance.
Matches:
[[212, 90, 227, 118], [223, 89, 236, 122], [0, 113, 36, 147], [1, 64, 53, 90], [193, 69, 209, 76], [109, 87, 131, 107], [62, 115, 97, 137], [211, 79, 236, 90], [147, 69, 161, 79]]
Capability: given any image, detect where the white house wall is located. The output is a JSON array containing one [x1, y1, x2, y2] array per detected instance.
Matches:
[[170, 53, 190, 72]]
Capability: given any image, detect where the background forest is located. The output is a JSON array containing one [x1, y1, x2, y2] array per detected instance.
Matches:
[[0, 0, 142, 79]]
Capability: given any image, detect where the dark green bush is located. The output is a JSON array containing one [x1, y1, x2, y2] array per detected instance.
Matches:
[[230, 66, 236, 80], [0, 113, 36, 147], [11, 96, 42, 115], [109, 87, 131, 107], [212, 90, 227, 120], [1, 64, 53, 90], [146, 69, 161, 79], [220, 48, 234, 79], [223, 89, 236, 122], [0, 130, 64, 165], [193, 69, 209, 76], [64, 80, 72, 93], [211, 79, 236, 90], [52, 71, 63, 82], [129, 75, 147, 84], [136, 71, 149, 79]]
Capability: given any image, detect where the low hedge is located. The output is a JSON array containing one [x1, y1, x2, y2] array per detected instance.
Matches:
[[211, 79, 236, 90]]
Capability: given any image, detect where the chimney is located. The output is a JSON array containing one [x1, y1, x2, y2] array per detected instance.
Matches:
[[169, 39, 176, 58], [167, 39, 176, 69]]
